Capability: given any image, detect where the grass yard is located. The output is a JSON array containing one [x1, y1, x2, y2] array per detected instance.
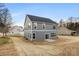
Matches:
[[0, 37, 10, 45], [0, 36, 18, 56]]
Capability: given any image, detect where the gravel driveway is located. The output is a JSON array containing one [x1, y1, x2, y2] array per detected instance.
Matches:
[[11, 37, 58, 56], [11, 36, 79, 56]]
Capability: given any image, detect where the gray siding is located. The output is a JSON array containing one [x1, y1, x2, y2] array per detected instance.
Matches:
[[24, 16, 32, 30], [32, 30, 57, 40], [32, 21, 57, 30], [24, 16, 32, 40], [24, 30, 32, 40]]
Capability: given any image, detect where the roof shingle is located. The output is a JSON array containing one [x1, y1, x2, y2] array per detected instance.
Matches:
[[27, 15, 57, 24]]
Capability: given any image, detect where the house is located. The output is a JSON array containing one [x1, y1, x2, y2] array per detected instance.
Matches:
[[24, 15, 58, 40], [58, 19, 76, 35], [58, 26, 76, 35]]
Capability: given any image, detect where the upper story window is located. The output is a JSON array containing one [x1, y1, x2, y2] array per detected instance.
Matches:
[[53, 26, 56, 29], [33, 22, 37, 29], [28, 23, 31, 28], [43, 23, 45, 29]]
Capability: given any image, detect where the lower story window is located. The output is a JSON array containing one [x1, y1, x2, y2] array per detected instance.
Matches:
[[33, 33, 35, 39], [45, 34, 49, 39], [51, 33, 56, 37]]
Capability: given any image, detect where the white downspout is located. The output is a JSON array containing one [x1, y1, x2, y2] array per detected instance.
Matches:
[[31, 22, 32, 41]]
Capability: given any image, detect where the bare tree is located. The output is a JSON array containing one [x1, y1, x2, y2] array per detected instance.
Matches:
[[0, 4, 12, 36]]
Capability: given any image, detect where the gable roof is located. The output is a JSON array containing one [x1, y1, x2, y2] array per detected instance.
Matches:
[[58, 26, 76, 35], [27, 15, 57, 24]]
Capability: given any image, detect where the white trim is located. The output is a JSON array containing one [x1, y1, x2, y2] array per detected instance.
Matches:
[[31, 21, 32, 41], [25, 30, 57, 31], [42, 23, 46, 29], [33, 22, 38, 29]]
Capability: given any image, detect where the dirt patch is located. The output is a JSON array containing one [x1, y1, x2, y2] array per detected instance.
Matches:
[[0, 43, 18, 56], [0, 37, 18, 56]]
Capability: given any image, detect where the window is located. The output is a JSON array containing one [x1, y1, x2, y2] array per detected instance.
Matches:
[[43, 23, 45, 29], [53, 26, 56, 29], [51, 33, 56, 37], [33, 22, 37, 29], [45, 34, 49, 39], [28, 23, 31, 28], [28, 34, 31, 38], [33, 33, 35, 39]]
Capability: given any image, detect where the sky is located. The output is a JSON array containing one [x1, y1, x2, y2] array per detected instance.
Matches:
[[5, 3, 79, 26]]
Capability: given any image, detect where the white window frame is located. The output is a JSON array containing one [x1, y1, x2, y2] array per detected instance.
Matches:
[[51, 33, 56, 37], [42, 23, 46, 29], [53, 26, 56, 29], [33, 22, 37, 29], [44, 33, 50, 39]]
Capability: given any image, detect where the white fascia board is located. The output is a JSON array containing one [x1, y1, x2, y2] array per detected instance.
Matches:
[[25, 30, 57, 31]]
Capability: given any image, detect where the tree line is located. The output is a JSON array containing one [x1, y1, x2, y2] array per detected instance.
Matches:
[[59, 18, 79, 34], [66, 22, 79, 34]]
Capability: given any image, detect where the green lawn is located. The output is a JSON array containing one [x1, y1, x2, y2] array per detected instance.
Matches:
[[0, 37, 10, 45]]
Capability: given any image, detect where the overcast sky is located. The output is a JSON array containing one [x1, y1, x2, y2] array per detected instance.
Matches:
[[6, 3, 79, 26]]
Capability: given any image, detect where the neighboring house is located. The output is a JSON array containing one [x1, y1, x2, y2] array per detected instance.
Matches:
[[58, 26, 76, 35], [24, 15, 58, 40], [58, 19, 76, 35], [9, 25, 24, 36]]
